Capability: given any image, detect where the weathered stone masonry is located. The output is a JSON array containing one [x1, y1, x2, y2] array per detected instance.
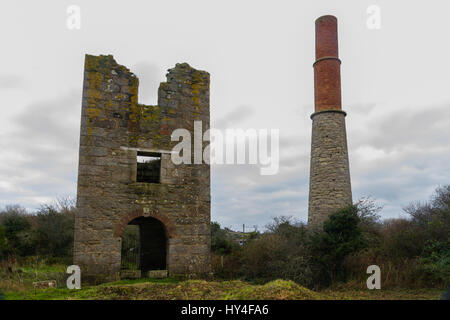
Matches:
[[308, 16, 352, 227], [74, 54, 211, 282]]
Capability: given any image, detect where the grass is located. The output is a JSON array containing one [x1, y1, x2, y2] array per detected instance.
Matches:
[[0, 259, 444, 300], [2, 278, 323, 300], [322, 288, 442, 300], [2, 277, 443, 300]]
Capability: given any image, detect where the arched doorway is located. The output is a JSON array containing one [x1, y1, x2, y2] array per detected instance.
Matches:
[[121, 216, 167, 275]]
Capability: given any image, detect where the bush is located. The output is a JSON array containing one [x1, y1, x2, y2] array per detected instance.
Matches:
[[211, 250, 243, 280], [0, 199, 76, 261], [420, 239, 450, 286], [355, 197, 383, 247], [0, 205, 36, 257], [240, 217, 315, 287], [0, 225, 7, 259], [211, 222, 234, 255], [343, 186, 450, 288], [216, 209, 373, 289], [34, 205, 74, 258], [309, 205, 367, 286]]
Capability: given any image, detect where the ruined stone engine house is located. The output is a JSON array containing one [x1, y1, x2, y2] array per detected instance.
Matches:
[[74, 55, 211, 282]]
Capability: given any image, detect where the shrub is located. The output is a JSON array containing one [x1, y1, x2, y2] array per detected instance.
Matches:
[[240, 217, 315, 287], [35, 205, 74, 258], [0, 200, 76, 261], [420, 239, 450, 286], [355, 197, 383, 247], [211, 222, 234, 255], [309, 205, 367, 286], [342, 186, 450, 288], [211, 249, 243, 280], [0, 205, 36, 257], [0, 225, 7, 259]]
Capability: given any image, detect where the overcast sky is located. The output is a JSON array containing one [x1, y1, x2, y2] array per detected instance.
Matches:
[[1, 0, 449, 230]]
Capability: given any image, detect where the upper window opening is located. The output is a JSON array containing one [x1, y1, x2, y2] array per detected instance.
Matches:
[[137, 152, 161, 183]]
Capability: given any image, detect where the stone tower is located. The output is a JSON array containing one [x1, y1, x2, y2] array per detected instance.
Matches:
[[74, 54, 211, 282], [308, 16, 352, 227]]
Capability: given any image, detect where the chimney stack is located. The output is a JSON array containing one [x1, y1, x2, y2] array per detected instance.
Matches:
[[308, 15, 352, 227]]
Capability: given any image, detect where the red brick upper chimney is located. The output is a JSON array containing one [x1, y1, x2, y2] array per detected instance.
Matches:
[[314, 15, 342, 112]]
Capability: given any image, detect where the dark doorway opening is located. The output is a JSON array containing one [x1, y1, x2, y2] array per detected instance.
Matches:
[[121, 217, 167, 274]]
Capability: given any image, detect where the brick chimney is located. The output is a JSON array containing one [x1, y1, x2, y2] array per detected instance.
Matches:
[[314, 15, 341, 112], [308, 15, 352, 227]]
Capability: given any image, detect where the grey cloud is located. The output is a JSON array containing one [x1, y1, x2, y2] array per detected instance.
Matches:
[[213, 105, 254, 129], [211, 162, 309, 230], [347, 102, 377, 115], [11, 90, 81, 148], [347, 102, 450, 219], [350, 102, 450, 152], [279, 152, 309, 169], [0, 90, 81, 209], [0, 75, 25, 90]]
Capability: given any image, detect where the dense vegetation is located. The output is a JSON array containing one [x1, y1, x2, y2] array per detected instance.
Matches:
[[211, 186, 449, 289], [0, 198, 75, 265], [0, 186, 448, 293]]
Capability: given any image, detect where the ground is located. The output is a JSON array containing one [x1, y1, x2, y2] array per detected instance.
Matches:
[[0, 261, 443, 300]]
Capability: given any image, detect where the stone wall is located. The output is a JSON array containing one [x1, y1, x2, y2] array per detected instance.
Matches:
[[74, 54, 211, 282], [308, 110, 352, 227]]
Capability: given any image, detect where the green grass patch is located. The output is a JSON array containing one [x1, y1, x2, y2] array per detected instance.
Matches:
[[0, 260, 443, 300], [3, 277, 442, 300]]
